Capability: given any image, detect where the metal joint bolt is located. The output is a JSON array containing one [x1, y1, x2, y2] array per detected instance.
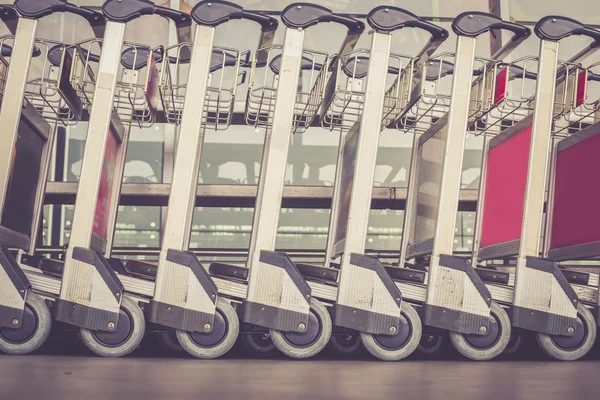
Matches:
[[479, 325, 488, 335], [115, 293, 120, 297], [389, 326, 397, 335], [552, 18, 557, 22], [296, 5, 302, 9], [468, 14, 473, 18], [204, 323, 212, 332], [384, 8, 389, 12], [298, 322, 306, 331], [108, 322, 116, 330], [11, 318, 19, 327], [567, 326, 575, 335], [207, 3, 212, 6]]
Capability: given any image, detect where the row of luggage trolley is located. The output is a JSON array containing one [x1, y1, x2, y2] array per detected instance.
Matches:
[[0, 0, 599, 362]]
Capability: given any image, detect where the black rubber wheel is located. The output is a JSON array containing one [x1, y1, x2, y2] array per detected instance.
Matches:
[[79, 296, 145, 357], [536, 304, 597, 361], [361, 303, 422, 361], [449, 301, 511, 361], [176, 298, 239, 359], [270, 298, 332, 359], [502, 335, 523, 356], [327, 333, 362, 358], [417, 334, 447, 358], [157, 331, 184, 353], [0, 293, 51, 355], [240, 332, 279, 358]]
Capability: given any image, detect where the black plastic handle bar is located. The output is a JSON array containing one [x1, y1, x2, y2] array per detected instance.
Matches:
[[499, 63, 538, 80], [588, 71, 600, 82], [367, 6, 448, 41], [341, 55, 399, 79], [191, 0, 277, 31], [1, 42, 41, 58], [13, 0, 104, 24], [47, 45, 100, 67], [453, 11, 531, 41], [281, 3, 364, 34], [269, 54, 323, 75], [535, 16, 600, 43], [102, 0, 191, 26]]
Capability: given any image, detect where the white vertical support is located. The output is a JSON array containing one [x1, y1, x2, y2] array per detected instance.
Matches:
[[429, 36, 477, 260], [153, 25, 214, 302], [398, 132, 421, 265], [60, 21, 126, 298], [513, 40, 560, 307], [0, 18, 38, 216], [340, 31, 391, 257], [247, 27, 304, 270]]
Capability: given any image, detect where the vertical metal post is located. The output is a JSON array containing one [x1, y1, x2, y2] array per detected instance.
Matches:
[[513, 39, 559, 305], [471, 135, 491, 266], [0, 18, 38, 216], [153, 25, 214, 306], [428, 36, 477, 261], [60, 20, 126, 300], [542, 138, 559, 258], [247, 27, 304, 269], [398, 132, 421, 265]]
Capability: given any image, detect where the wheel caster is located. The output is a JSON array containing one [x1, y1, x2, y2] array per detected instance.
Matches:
[[536, 304, 597, 361], [417, 334, 447, 359], [327, 333, 362, 358], [0, 293, 52, 355], [79, 296, 145, 357], [157, 331, 184, 354], [449, 301, 511, 361], [240, 332, 278, 358], [176, 298, 239, 359], [270, 298, 332, 359], [361, 302, 422, 361], [502, 335, 523, 356]]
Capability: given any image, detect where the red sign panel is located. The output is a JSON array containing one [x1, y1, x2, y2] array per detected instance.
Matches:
[[550, 132, 600, 249], [92, 129, 119, 240], [576, 69, 587, 108], [146, 51, 160, 121], [493, 66, 508, 106], [480, 127, 532, 248]]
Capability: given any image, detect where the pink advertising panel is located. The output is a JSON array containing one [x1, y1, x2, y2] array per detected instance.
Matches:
[[92, 128, 119, 240], [550, 132, 600, 249], [480, 126, 532, 248]]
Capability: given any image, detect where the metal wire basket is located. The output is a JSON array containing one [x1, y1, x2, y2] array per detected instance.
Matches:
[[159, 42, 248, 130], [245, 44, 330, 133], [70, 39, 161, 128], [0, 35, 85, 126]]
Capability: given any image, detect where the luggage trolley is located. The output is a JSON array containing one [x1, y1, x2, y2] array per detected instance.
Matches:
[[0, 0, 104, 354], [387, 13, 532, 361], [469, 17, 600, 361], [174, 3, 365, 359], [9, 0, 191, 357], [112, 0, 279, 359]]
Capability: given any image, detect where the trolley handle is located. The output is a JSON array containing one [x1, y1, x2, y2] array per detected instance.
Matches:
[[12, 0, 104, 23], [102, 0, 191, 26], [535, 16, 600, 43], [588, 71, 600, 82], [367, 6, 448, 41], [191, 0, 278, 31], [452, 11, 531, 41], [281, 3, 364, 33]]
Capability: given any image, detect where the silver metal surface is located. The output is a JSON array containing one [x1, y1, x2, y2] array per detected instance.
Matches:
[[60, 21, 127, 308], [0, 18, 37, 217]]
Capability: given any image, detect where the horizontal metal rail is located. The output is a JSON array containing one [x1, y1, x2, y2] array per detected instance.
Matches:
[[45, 182, 480, 210]]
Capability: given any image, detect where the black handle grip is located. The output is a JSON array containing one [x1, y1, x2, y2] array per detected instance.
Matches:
[[153, 5, 191, 26], [242, 10, 278, 32], [191, 0, 278, 31], [102, 0, 190, 25], [330, 14, 365, 35], [535, 16, 600, 43], [453, 11, 531, 40], [367, 6, 448, 41], [13, 0, 104, 23], [281, 3, 362, 33], [0, 42, 41, 58], [588, 71, 600, 82]]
